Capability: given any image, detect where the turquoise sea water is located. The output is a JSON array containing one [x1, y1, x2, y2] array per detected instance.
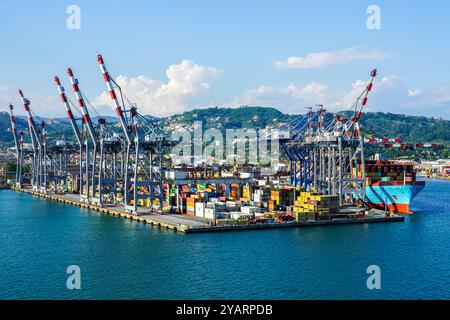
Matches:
[[0, 178, 449, 300]]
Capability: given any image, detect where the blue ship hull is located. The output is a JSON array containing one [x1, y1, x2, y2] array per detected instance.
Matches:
[[365, 182, 425, 214]]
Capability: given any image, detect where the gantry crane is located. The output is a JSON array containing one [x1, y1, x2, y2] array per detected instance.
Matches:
[[68, 67, 124, 205], [270, 69, 377, 205], [19, 89, 43, 191], [19, 89, 74, 193], [97, 54, 175, 213], [55, 75, 84, 194], [67, 67, 98, 202], [8, 104, 24, 187]]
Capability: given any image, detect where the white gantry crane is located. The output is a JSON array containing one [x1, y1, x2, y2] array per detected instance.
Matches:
[[8, 104, 25, 187]]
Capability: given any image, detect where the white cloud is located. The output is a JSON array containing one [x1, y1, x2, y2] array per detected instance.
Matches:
[[229, 82, 333, 114], [228, 76, 450, 118], [2, 62, 450, 121], [275, 47, 389, 70], [93, 60, 223, 117], [0, 84, 62, 118], [408, 89, 422, 97]]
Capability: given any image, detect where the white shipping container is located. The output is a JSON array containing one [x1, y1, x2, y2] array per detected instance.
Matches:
[[240, 206, 261, 214], [205, 213, 214, 220], [272, 130, 290, 140], [165, 171, 187, 180], [195, 202, 205, 218], [230, 212, 253, 220], [241, 206, 250, 214], [205, 208, 223, 220], [239, 172, 254, 179], [257, 180, 267, 186], [221, 172, 234, 178]]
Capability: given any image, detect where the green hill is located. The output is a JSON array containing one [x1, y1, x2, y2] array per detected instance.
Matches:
[[0, 112, 28, 146], [167, 107, 450, 143], [357, 112, 450, 144], [0, 112, 73, 147], [1, 107, 449, 158], [168, 106, 287, 129]]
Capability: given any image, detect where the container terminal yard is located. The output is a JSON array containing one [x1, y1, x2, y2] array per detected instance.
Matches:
[[5, 56, 434, 233]]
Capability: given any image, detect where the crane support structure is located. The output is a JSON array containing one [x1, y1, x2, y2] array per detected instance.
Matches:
[[55, 75, 84, 194], [67, 67, 98, 202], [97, 54, 174, 213], [8, 104, 24, 187], [19, 89, 43, 191], [19, 89, 75, 194], [68, 67, 124, 206], [275, 69, 378, 205]]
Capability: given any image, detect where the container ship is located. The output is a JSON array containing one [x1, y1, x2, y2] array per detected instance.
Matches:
[[363, 160, 425, 214]]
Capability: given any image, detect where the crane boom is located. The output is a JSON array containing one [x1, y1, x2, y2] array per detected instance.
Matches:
[[8, 104, 20, 152], [67, 67, 97, 147], [343, 69, 377, 138], [18, 89, 41, 150], [97, 54, 132, 144], [55, 76, 82, 146]]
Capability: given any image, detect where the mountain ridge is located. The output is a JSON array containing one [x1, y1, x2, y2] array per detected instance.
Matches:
[[1, 106, 449, 157]]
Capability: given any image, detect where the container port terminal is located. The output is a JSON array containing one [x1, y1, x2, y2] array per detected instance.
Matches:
[[6, 55, 445, 233]]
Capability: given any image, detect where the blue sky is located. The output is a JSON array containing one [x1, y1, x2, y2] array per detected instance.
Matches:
[[1, 0, 449, 118]]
